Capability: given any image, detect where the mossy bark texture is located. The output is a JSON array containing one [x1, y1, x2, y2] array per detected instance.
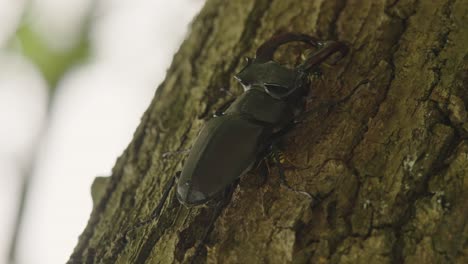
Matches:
[[69, 0, 468, 263]]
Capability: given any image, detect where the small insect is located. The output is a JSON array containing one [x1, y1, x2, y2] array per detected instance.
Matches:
[[176, 33, 348, 206]]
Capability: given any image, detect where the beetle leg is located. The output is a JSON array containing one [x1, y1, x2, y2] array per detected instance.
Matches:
[[254, 159, 270, 187], [295, 99, 344, 125], [213, 98, 236, 117], [133, 173, 178, 227], [300, 100, 338, 121], [310, 65, 324, 79], [274, 149, 307, 170], [170, 202, 185, 227], [190, 186, 234, 264], [255, 33, 322, 62], [190, 206, 222, 263], [147, 172, 178, 220], [119, 172, 178, 246], [220, 87, 234, 96], [162, 149, 191, 158], [270, 147, 320, 202], [300, 79, 370, 122]]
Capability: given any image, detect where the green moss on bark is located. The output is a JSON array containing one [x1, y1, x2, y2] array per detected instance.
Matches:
[[69, 0, 468, 263]]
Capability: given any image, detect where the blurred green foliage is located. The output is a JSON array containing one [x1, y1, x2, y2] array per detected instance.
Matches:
[[15, 24, 90, 90]]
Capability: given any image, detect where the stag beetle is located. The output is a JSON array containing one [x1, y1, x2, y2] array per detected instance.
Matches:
[[176, 33, 348, 206]]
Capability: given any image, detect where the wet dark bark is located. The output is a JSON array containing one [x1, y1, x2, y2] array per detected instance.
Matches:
[[69, 0, 468, 263]]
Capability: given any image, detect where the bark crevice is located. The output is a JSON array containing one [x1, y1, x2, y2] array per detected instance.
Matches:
[[69, 0, 468, 263]]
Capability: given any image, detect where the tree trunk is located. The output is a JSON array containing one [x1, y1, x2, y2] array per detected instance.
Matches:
[[69, 0, 468, 263]]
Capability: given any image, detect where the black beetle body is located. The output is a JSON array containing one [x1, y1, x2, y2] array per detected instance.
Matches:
[[177, 33, 348, 206]]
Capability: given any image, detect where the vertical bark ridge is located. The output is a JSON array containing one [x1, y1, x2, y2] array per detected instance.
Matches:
[[69, 0, 468, 263]]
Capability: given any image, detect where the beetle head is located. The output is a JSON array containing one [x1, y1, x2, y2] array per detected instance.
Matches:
[[234, 34, 348, 100], [234, 59, 303, 99]]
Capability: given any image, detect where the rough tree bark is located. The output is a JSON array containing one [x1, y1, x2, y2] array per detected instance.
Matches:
[[69, 0, 468, 263]]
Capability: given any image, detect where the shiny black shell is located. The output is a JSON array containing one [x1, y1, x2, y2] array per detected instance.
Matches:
[[177, 89, 293, 205], [174, 33, 348, 206]]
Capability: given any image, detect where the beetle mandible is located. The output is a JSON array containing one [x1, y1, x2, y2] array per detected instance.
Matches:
[[176, 33, 348, 206]]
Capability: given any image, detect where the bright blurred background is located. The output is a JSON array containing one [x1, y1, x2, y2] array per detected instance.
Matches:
[[0, 0, 204, 263]]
